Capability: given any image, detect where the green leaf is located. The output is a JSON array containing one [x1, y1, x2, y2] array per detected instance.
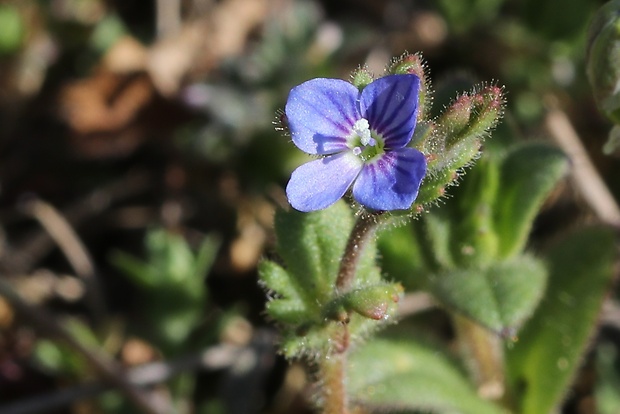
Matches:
[[0, 5, 24, 55], [414, 211, 456, 273], [377, 223, 427, 289], [111, 228, 217, 354], [348, 339, 507, 414], [449, 156, 500, 268], [494, 143, 568, 258], [259, 201, 386, 358], [272, 201, 354, 308], [424, 255, 547, 333], [506, 227, 616, 414]]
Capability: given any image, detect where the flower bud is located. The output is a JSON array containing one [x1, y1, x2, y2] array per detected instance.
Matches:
[[351, 66, 374, 90], [388, 52, 432, 121], [439, 85, 504, 149], [343, 284, 403, 320]]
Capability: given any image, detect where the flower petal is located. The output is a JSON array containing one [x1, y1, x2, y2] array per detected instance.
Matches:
[[286, 78, 361, 155], [360, 74, 420, 149], [352, 147, 426, 210], [286, 152, 363, 212]]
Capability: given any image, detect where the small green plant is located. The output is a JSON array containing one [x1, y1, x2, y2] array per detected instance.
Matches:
[[260, 52, 616, 414]]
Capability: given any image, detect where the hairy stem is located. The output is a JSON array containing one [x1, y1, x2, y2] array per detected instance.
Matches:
[[336, 211, 383, 292], [321, 211, 384, 414], [320, 325, 350, 414]]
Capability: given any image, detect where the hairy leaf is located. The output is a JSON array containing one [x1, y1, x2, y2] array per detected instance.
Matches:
[[348, 339, 507, 414], [494, 143, 568, 258], [506, 227, 615, 414], [425, 255, 547, 333]]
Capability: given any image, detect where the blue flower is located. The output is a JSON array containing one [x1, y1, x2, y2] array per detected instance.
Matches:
[[285, 74, 427, 212]]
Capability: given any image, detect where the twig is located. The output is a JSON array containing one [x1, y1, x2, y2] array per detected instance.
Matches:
[[19, 197, 105, 323], [0, 279, 170, 414], [0, 343, 246, 414], [544, 106, 620, 228], [2, 171, 151, 274]]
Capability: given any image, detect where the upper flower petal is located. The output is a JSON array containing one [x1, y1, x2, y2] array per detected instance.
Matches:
[[352, 147, 426, 210], [286, 78, 361, 155], [360, 74, 420, 149], [286, 151, 363, 212]]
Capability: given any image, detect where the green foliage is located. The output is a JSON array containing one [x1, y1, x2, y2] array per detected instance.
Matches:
[[112, 228, 219, 354], [596, 341, 620, 414], [33, 318, 100, 377], [411, 84, 505, 212], [260, 201, 400, 359], [437, 0, 504, 32], [89, 13, 127, 53], [506, 227, 616, 414], [348, 339, 507, 414], [381, 142, 567, 333], [522, 0, 596, 40], [586, 0, 620, 153], [494, 143, 569, 258], [0, 5, 24, 55], [428, 255, 547, 334]]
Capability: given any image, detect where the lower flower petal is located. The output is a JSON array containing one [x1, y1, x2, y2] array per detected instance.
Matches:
[[352, 148, 427, 210], [286, 152, 363, 212]]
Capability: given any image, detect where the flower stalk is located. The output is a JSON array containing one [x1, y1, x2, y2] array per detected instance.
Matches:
[[319, 324, 350, 414], [453, 314, 507, 404], [336, 211, 384, 292], [318, 210, 385, 414]]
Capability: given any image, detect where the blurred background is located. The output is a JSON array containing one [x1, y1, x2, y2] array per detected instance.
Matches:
[[0, 0, 618, 413]]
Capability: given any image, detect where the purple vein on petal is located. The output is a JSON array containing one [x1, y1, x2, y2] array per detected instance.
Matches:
[[286, 82, 360, 154], [359, 75, 419, 150], [286, 151, 363, 212], [381, 114, 416, 149], [376, 84, 416, 138]]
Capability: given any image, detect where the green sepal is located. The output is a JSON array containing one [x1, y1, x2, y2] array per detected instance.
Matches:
[[423, 254, 547, 334], [506, 226, 616, 414], [413, 167, 456, 206], [348, 339, 508, 414], [493, 142, 568, 258]]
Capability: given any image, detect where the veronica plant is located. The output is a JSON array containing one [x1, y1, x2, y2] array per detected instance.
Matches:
[[260, 52, 506, 413], [260, 52, 614, 414]]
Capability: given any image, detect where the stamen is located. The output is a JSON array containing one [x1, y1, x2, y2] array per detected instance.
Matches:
[[353, 118, 375, 146]]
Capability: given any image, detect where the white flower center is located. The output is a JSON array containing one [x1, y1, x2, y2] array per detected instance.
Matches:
[[352, 118, 376, 147]]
